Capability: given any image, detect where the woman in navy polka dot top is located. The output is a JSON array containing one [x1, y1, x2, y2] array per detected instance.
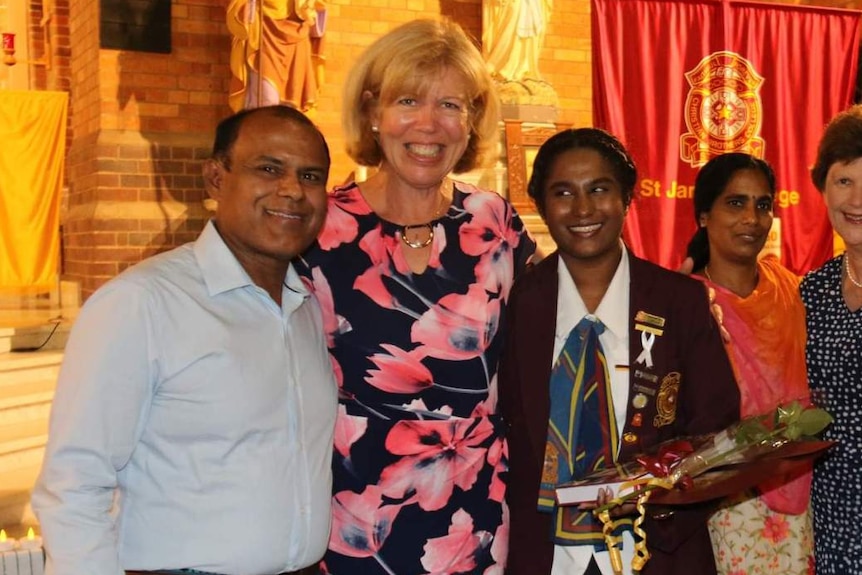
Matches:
[[800, 104, 862, 575]]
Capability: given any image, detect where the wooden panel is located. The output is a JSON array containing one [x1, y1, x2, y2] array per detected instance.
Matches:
[[503, 120, 571, 215]]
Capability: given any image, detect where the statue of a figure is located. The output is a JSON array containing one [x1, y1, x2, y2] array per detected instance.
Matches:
[[227, 0, 327, 112], [482, 0, 554, 82]]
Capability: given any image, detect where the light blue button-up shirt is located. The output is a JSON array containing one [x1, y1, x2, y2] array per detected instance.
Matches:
[[32, 221, 337, 575]]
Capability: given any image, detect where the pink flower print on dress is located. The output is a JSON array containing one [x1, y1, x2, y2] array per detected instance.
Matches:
[[334, 405, 368, 458], [329, 485, 402, 560], [482, 502, 510, 575], [383, 228, 413, 277], [401, 398, 454, 418], [333, 186, 375, 216], [475, 375, 507, 504], [354, 228, 398, 310], [761, 513, 790, 543], [427, 222, 446, 269], [485, 434, 507, 503], [420, 508, 492, 575], [412, 284, 500, 363], [365, 344, 434, 394], [306, 266, 351, 347], [380, 418, 495, 511], [319, 198, 367, 250], [459, 192, 522, 299], [470, 374, 499, 418]]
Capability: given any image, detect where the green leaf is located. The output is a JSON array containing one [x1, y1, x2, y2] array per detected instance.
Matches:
[[734, 419, 770, 445], [794, 408, 833, 437], [784, 425, 802, 441], [776, 400, 803, 427]]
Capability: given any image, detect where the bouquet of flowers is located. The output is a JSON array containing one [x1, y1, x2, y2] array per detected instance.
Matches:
[[592, 400, 832, 575], [640, 399, 831, 490]]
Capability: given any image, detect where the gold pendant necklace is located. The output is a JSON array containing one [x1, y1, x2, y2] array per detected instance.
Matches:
[[845, 255, 862, 288], [401, 223, 434, 249], [399, 192, 447, 250]]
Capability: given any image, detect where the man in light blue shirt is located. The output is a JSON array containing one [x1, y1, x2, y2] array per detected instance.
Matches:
[[32, 105, 338, 575]]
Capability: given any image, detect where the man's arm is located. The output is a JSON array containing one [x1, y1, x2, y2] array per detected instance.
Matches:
[[32, 280, 156, 575]]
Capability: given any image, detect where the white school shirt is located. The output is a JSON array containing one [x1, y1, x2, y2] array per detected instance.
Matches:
[[551, 246, 637, 575], [32, 221, 338, 575]]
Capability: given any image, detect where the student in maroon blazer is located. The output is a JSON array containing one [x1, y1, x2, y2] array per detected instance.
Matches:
[[499, 128, 739, 575]]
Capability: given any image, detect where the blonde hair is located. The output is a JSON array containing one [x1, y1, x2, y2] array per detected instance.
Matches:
[[342, 18, 500, 173]]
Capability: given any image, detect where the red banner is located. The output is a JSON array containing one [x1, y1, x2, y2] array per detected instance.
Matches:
[[592, 0, 861, 273]]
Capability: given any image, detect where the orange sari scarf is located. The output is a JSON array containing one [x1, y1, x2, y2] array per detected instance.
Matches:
[[699, 255, 811, 514]]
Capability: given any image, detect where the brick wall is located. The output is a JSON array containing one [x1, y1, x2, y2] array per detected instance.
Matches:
[[63, 130, 212, 294], [28, 0, 71, 93], [62, 0, 229, 298]]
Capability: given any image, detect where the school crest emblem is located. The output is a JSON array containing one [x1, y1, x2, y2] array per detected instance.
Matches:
[[680, 51, 765, 167]]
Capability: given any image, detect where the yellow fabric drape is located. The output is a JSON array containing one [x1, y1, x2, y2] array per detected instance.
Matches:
[[0, 90, 68, 293]]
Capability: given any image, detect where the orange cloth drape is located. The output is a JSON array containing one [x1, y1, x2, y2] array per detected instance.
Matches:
[[700, 255, 811, 514], [0, 90, 68, 293]]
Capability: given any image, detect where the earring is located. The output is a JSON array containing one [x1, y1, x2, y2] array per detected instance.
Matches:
[[371, 125, 379, 133]]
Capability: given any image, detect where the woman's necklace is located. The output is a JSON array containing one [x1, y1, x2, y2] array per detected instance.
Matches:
[[401, 222, 436, 249], [704, 265, 713, 282], [845, 254, 862, 288], [400, 194, 447, 250]]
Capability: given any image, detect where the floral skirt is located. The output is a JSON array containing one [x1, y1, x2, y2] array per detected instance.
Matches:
[[322, 409, 509, 575], [708, 491, 813, 575]]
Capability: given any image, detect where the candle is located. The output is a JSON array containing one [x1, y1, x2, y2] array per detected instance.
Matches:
[[0, 529, 43, 575], [15, 528, 42, 550], [1, 32, 14, 52], [15, 547, 45, 575], [0, 528, 16, 552]]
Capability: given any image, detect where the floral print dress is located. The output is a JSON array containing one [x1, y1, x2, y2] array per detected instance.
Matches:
[[299, 181, 536, 575]]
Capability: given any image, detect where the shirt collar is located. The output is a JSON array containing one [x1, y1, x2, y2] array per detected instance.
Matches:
[[556, 243, 630, 341], [282, 264, 311, 308], [194, 220, 308, 299]]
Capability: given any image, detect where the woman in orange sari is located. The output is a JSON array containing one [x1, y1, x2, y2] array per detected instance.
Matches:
[[685, 152, 813, 575]]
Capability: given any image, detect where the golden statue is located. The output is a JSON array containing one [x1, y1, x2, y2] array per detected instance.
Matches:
[[227, 0, 327, 112], [482, 0, 553, 82]]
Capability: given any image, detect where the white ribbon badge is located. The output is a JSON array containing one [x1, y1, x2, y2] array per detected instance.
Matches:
[[635, 330, 655, 368]]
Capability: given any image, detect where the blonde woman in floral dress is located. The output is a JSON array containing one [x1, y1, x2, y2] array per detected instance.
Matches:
[[299, 19, 535, 575], [685, 153, 813, 575]]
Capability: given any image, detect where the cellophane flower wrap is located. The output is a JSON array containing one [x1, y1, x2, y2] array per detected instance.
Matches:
[[648, 399, 832, 488], [593, 400, 832, 575]]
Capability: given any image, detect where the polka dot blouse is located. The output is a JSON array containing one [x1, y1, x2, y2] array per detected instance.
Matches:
[[800, 255, 862, 575]]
